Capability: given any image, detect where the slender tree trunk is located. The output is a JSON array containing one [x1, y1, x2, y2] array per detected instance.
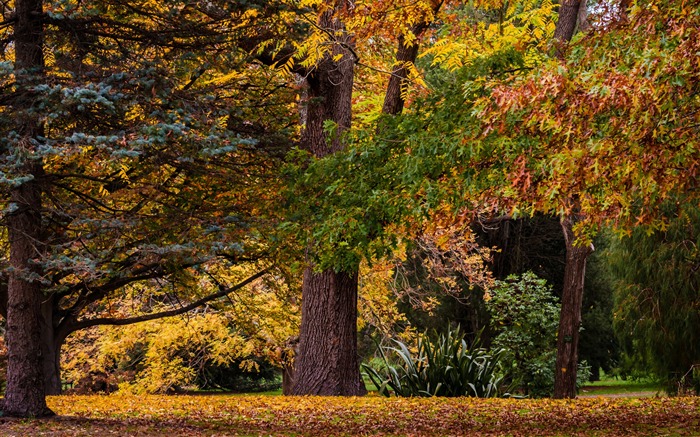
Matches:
[[551, 0, 593, 400], [291, 3, 366, 396], [3, 0, 54, 418], [554, 0, 582, 43], [576, 0, 590, 34], [553, 216, 593, 398], [382, 33, 422, 115], [382, 1, 442, 116]]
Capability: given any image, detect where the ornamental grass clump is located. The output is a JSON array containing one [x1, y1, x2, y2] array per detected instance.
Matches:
[[363, 326, 507, 397]]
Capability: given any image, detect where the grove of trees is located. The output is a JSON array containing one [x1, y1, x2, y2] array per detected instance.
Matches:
[[1, 0, 698, 418]]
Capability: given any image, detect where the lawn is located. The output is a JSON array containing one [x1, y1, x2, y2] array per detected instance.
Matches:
[[579, 375, 663, 397], [1, 394, 699, 436]]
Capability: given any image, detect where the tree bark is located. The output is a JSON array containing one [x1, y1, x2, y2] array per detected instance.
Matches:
[[554, 0, 582, 44], [290, 2, 366, 396], [382, 1, 442, 116], [382, 33, 423, 115], [552, 215, 593, 399], [551, 0, 593, 400], [576, 0, 590, 34], [292, 269, 366, 395], [4, 178, 54, 416], [291, 1, 443, 396], [3, 0, 55, 418], [40, 296, 63, 395]]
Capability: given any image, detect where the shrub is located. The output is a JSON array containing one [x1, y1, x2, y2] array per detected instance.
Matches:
[[362, 326, 507, 397], [486, 272, 591, 397], [63, 312, 282, 394]]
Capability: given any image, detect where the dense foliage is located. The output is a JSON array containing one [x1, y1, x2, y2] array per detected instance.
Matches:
[[608, 206, 700, 394], [0, 0, 698, 413]]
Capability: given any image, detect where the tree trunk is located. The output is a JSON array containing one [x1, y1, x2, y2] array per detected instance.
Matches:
[[552, 215, 593, 399], [291, 2, 366, 396], [3, 0, 54, 418], [553, 0, 582, 44], [41, 296, 63, 395], [576, 0, 590, 34], [550, 0, 592, 400], [291, 0, 442, 396], [292, 269, 366, 395], [382, 33, 422, 115], [382, 1, 442, 116], [4, 177, 53, 417]]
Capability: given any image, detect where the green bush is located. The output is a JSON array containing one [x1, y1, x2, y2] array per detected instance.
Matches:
[[362, 326, 507, 397], [486, 272, 591, 397]]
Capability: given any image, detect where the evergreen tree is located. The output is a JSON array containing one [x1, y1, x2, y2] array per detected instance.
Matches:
[[608, 207, 700, 394]]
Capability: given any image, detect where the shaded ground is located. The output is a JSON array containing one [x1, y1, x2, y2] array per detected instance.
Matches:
[[1, 395, 699, 436]]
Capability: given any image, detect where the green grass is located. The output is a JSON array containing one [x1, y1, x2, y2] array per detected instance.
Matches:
[[580, 373, 663, 396]]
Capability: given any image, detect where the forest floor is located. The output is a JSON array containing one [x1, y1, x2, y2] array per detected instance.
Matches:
[[1, 394, 699, 436]]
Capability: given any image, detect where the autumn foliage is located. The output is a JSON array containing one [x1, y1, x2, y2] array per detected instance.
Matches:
[[0, 395, 699, 436]]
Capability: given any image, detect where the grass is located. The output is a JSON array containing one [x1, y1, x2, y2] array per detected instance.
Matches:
[[579, 372, 664, 396]]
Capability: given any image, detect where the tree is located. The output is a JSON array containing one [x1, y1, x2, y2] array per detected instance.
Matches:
[[3, 0, 54, 417], [486, 272, 561, 397], [298, 0, 699, 401], [1, 0, 299, 416], [608, 206, 700, 394], [289, 0, 445, 396]]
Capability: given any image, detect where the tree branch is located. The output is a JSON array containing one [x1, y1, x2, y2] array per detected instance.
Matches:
[[69, 267, 270, 330]]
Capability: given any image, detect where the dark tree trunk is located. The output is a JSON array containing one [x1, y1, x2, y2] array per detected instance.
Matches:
[[292, 269, 366, 395], [551, 0, 593, 400], [291, 3, 366, 396], [3, 0, 54, 418], [552, 215, 593, 399], [382, 1, 442, 116], [291, 1, 443, 396], [4, 181, 54, 417], [382, 33, 422, 115], [553, 0, 582, 44], [41, 296, 64, 395]]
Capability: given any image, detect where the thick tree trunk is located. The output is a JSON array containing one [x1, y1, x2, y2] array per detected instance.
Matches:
[[292, 269, 366, 395], [291, 3, 366, 396], [552, 215, 593, 399], [292, 0, 442, 396], [3, 0, 54, 418], [4, 177, 53, 417]]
